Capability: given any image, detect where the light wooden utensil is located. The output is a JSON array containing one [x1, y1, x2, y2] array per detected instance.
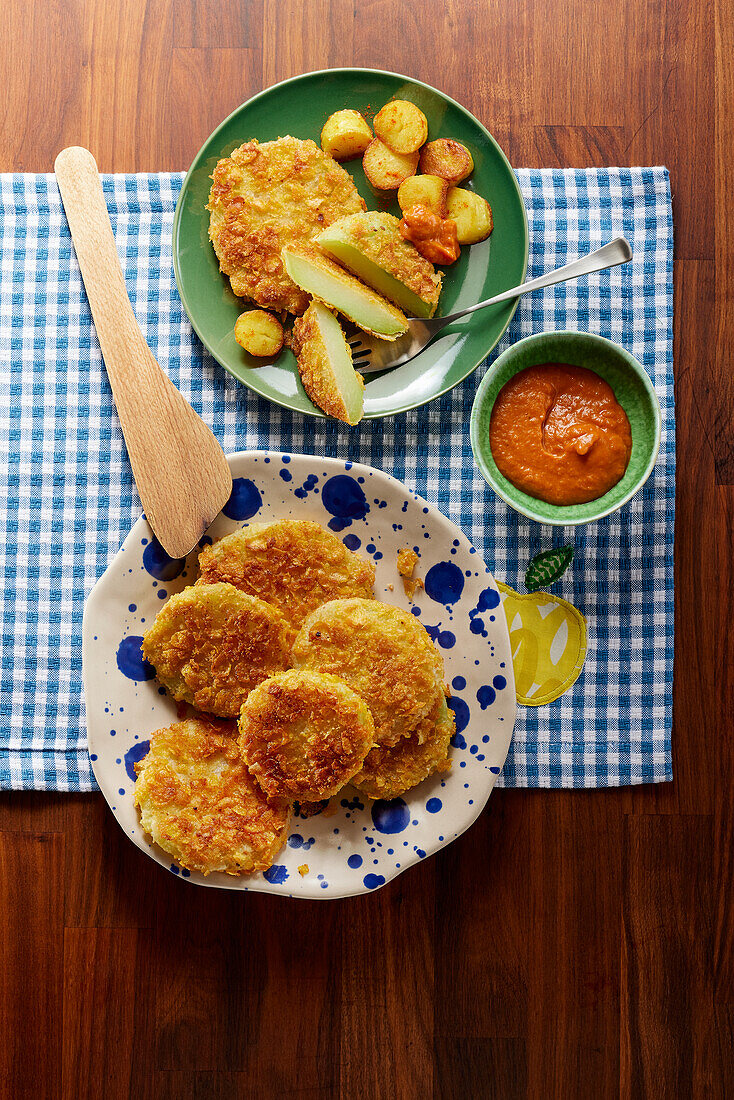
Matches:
[[55, 146, 232, 559]]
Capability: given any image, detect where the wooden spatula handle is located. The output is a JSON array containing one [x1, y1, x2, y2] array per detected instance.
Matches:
[[55, 147, 178, 427], [54, 146, 232, 558]]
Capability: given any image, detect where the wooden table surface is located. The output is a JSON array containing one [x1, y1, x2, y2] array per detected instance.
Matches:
[[1, 2, 730, 1097]]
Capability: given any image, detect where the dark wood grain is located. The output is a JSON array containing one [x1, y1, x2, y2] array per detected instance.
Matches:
[[0, 0, 729, 1096]]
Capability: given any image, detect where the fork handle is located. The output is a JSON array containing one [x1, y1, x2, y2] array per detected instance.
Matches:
[[437, 237, 633, 326]]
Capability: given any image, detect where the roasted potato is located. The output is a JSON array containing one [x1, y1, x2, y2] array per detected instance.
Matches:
[[397, 174, 449, 217], [234, 310, 284, 357], [373, 100, 428, 154], [419, 139, 474, 184], [446, 187, 493, 244], [320, 109, 373, 162], [362, 139, 419, 191]]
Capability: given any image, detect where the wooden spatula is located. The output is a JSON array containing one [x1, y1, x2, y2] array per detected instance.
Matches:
[[55, 146, 232, 559]]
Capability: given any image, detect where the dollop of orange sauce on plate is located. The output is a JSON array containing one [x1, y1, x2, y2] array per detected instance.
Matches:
[[398, 205, 460, 265], [489, 363, 632, 506]]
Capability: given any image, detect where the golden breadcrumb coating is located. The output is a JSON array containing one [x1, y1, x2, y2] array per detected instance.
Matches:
[[324, 211, 442, 315], [292, 598, 444, 748], [133, 717, 291, 876], [207, 136, 365, 314], [351, 690, 454, 800], [197, 520, 375, 635], [397, 546, 423, 600], [142, 583, 290, 717], [291, 303, 363, 425], [239, 669, 375, 801]]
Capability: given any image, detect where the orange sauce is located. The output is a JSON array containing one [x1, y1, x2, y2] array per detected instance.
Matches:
[[398, 205, 460, 265], [489, 363, 632, 506]]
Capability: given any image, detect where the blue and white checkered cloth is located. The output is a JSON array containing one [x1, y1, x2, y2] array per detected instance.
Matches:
[[0, 167, 674, 791]]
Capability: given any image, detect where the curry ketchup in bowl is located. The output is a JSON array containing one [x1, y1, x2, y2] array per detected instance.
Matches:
[[470, 331, 661, 526], [488, 363, 632, 506]]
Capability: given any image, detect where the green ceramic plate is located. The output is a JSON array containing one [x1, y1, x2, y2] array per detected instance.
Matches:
[[470, 331, 662, 526], [172, 68, 528, 419]]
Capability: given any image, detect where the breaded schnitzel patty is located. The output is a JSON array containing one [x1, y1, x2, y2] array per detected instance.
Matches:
[[239, 669, 375, 801], [207, 136, 366, 314], [133, 717, 291, 876], [351, 690, 454, 801], [292, 598, 444, 748], [142, 583, 290, 717], [198, 520, 375, 634]]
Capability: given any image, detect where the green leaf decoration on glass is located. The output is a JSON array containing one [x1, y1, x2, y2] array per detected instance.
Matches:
[[525, 545, 574, 592]]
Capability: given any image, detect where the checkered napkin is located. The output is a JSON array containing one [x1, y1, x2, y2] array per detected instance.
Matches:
[[0, 167, 674, 791]]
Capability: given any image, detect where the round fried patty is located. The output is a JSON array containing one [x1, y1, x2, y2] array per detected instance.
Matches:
[[207, 136, 365, 314], [292, 598, 444, 748], [133, 717, 291, 876], [141, 582, 290, 717], [239, 669, 375, 801], [351, 690, 454, 801], [198, 520, 375, 635]]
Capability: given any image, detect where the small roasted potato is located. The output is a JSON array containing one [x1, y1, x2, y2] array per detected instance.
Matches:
[[419, 139, 474, 184], [234, 310, 284, 357], [446, 187, 493, 244], [397, 174, 449, 217], [362, 139, 419, 191], [321, 109, 373, 162], [373, 100, 428, 154]]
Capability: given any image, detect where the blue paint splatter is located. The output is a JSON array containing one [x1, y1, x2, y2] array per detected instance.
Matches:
[[124, 740, 150, 781], [342, 533, 361, 551], [490, 766, 501, 774], [322, 475, 369, 531], [364, 873, 386, 890], [142, 537, 186, 581], [279, 468, 292, 482], [452, 676, 466, 690], [424, 561, 465, 605], [493, 675, 507, 691], [116, 636, 155, 682], [451, 730, 467, 750], [223, 477, 262, 520], [437, 630, 455, 649], [340, 794, 365, 812], [448, 697, 470, 734], [371, 798, 410, 834], [294, 474, 319, 500], [477, 685, 496, 709], [477, 586, 501, 611], [470, 617, 485, 635], [348, 854, 363, 869], [263, 864, 289, 884], [416, 849, 426, 858], [426, 797, 442, 813], [288, 834, 304, 848]]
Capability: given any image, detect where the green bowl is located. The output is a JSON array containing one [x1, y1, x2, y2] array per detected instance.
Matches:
[[470, 331, 661, 526], [172, 67, 528, 419]]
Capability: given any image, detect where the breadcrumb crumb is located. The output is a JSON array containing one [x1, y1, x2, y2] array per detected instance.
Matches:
[[397, 547, 423, 600]]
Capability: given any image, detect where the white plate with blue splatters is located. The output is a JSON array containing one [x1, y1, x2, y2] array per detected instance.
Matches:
[[83, 451, 516, 899]]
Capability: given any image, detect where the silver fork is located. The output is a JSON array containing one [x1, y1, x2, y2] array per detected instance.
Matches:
[[348, 236, 633, 374]]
